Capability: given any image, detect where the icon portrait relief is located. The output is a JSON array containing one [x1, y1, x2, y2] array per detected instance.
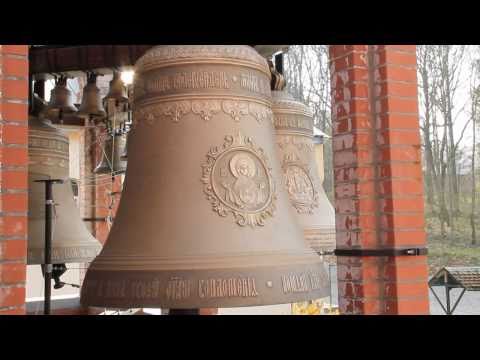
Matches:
[[281, 152, 319, 214], [219, 152, 268, 212], [202, 132, 276, 227], [285, 165, 315, 205]]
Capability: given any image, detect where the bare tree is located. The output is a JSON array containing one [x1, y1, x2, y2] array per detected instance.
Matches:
[[434, 45, 466, 219], [418, 45, 440, 208], [469, 59, 479, 245]]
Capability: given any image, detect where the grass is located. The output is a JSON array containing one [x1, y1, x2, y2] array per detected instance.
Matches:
[[426, 215, 480, 275], [428, 241, 480, 275]]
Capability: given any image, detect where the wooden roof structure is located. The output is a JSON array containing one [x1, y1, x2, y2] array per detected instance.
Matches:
[[429, 267, 480, 291], [29, 45, 279, 78]]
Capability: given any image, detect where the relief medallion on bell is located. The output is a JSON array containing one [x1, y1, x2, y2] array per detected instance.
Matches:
[[201, 131, 277, 227], [278, 146, 319, 215]]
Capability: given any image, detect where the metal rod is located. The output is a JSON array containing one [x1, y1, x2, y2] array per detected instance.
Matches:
[[445, 285, 451, 315], [29, 74, 34, 114], [168, 309, 200, 315], [329, 264, 332, 306], [35, 179, 64, 315]]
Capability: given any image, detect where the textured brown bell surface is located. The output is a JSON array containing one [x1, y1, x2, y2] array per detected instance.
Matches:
[[93, 133, 127, 174], [272, 91, 336, 253], [28, 115, 102, 264], [41, 76, 78, 121], [81, 45, 329, 309], [103, 71, 128, 105], [78, 73, 106, 119]]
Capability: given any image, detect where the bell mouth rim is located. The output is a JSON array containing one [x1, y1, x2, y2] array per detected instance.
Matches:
[[80, 261, 329, 309]]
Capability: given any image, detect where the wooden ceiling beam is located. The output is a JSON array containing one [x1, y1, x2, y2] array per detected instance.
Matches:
[[29, 45, 154, 78], [28, 45, 283, 79]]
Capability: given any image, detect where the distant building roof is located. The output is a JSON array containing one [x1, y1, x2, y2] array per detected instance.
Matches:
[[429, 267, 480, 291]]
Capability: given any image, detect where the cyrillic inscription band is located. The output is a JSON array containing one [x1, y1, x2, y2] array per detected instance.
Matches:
[[282, 272, 325, 294], [198, 277, 258, 299], [274, 115, 313, 132], [84, 271, 329, 304], [147, 71, 230, 93], [141, 71, 270, 97]]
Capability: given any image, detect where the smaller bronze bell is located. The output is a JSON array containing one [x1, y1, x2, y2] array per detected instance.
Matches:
[[31, 93, 48, 117], [28, 114, 102, 264], [78, 73, 106, 119], [103, 71, 128, 105], [42, 76, 78, 121], [94, 133, 127, 175], [273, 91, 336, 253]]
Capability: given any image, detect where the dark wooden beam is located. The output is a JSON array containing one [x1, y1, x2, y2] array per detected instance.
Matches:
[[29, 45, 154, 78], [29, 45, 272, 78]]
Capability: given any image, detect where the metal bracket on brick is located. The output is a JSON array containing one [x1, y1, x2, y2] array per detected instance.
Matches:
[[334, 248, 428, 257]]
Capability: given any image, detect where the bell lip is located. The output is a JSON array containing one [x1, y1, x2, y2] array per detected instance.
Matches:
[[79, 260, 330, 309], [135, 45, 270, 77]]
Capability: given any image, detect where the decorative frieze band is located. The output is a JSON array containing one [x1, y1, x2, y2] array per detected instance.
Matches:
[[133, 100, 273, 126]]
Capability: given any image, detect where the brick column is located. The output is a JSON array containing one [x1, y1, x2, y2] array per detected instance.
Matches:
[[329, 45, 429, 314], [0, 45, 29, 315]]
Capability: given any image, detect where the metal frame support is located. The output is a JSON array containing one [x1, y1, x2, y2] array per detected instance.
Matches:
[[429, 285, 467, 315], [168, 309, 200, 315], [334, 248, 428, 257], [35, 179, 64, 315]]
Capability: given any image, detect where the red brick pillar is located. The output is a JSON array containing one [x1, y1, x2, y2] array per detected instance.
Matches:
[[329, 45, 429, 314], [0, 45, 29, 315]]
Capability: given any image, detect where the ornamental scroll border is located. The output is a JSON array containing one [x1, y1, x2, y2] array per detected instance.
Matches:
[[201, 131, 277, 228], [133, 100, 273, 125]]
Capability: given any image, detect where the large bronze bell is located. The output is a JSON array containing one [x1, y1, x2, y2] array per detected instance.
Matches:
[[78, 73, 106, 119], [81, 45, 329, 309], [93, 133, 127, 174], [272, 91, 336, 253], [28, 115, 102, 264], [41, 76, 78, 121]]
